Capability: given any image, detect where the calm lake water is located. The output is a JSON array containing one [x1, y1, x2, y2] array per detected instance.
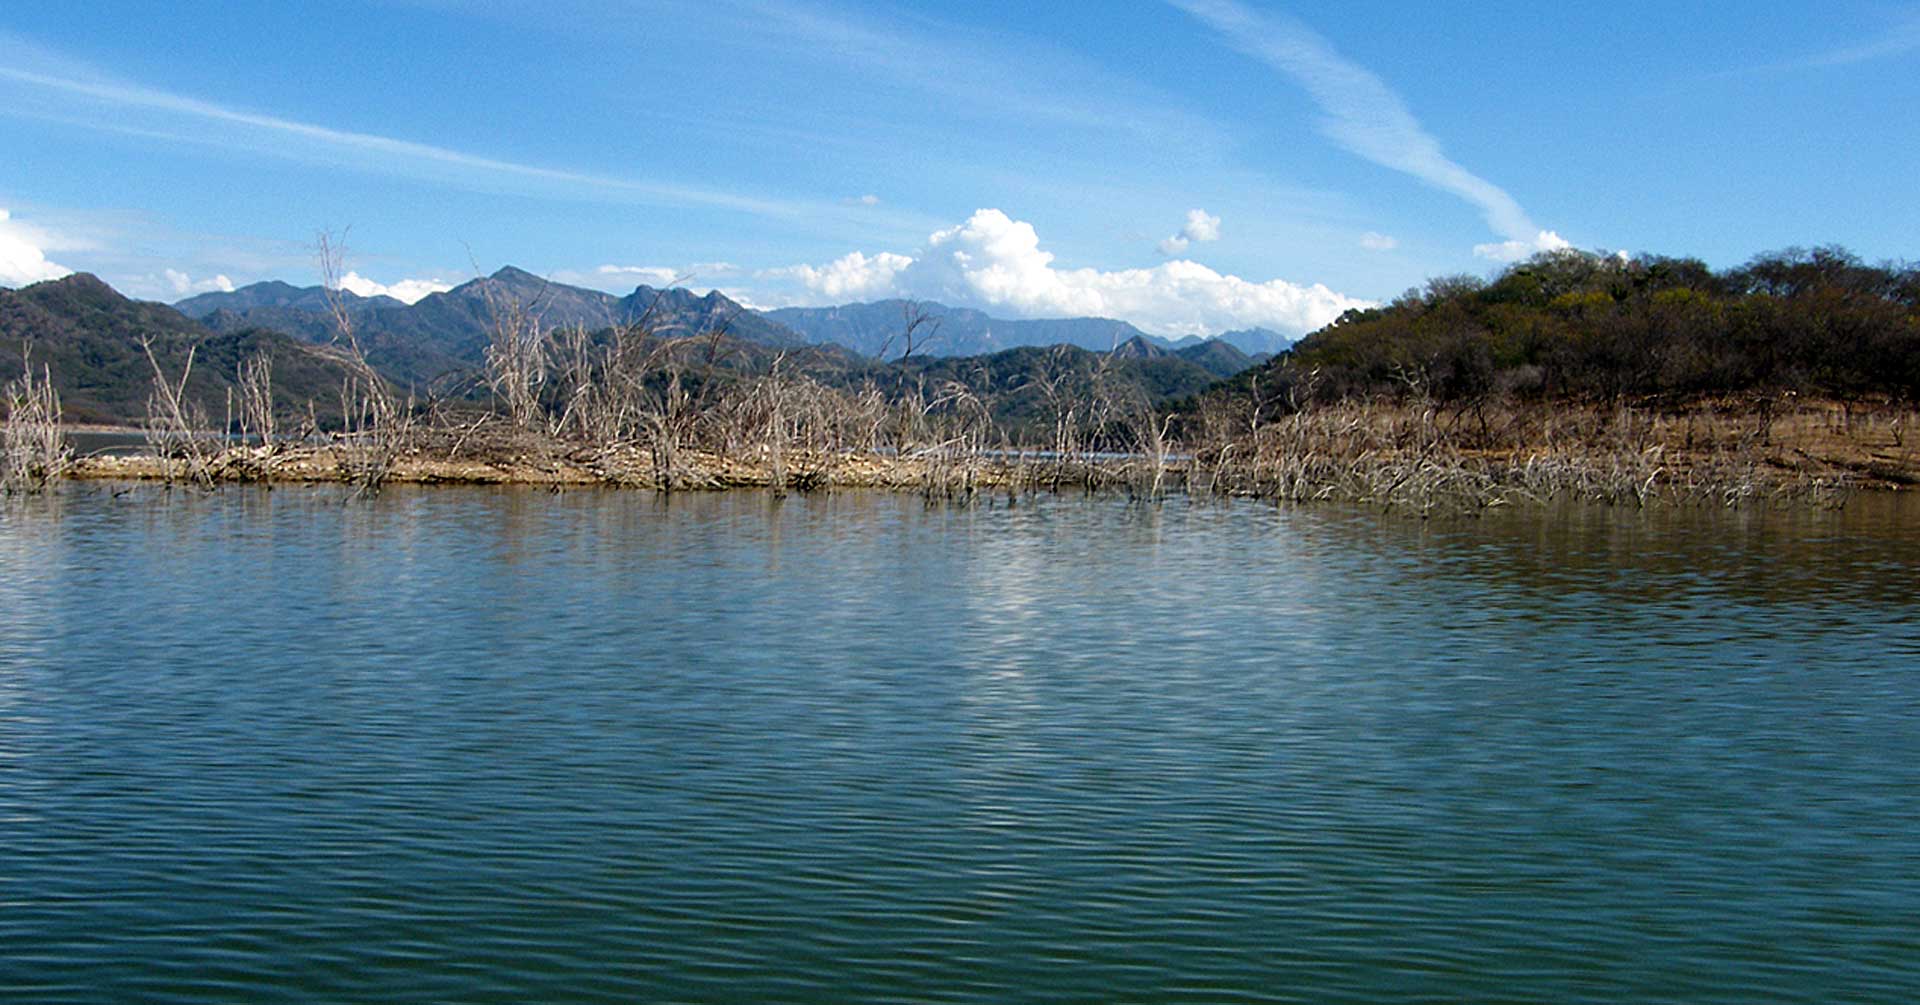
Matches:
[[2, 485, 1917, 1003]]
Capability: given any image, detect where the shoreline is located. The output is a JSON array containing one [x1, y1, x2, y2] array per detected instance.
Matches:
[[64, 445, 1007, 492], [24, 397, 1919, 509]]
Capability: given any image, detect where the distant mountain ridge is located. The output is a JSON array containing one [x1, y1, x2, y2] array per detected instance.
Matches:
[[5, 272, 1265, 429], [176, 280, 405, 315], [178, 267, 804, 385], [1107, 334, 1258, 378], [1170, 327, 1295, 356], [177, 272, 1274, 381], [767, 299, 1155, 358], [1, 274, 366, 426]]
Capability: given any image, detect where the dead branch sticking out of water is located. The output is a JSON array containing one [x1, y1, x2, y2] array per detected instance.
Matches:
[[318, 231, 415, 496], [2, 350, 67, 494], [140, 338, 217, 487]]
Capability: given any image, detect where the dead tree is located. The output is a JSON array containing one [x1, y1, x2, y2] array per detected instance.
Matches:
[[478, 268, 553, 430], [140, 338, 215, 486], [879, 301, 943, 362], [1, 349, 67, 493], [317, 230, 412, 494]]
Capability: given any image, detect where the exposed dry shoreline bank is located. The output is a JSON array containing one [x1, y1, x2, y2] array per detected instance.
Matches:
[[67, 445, 954, 490], [45, 397, 1916, 510]]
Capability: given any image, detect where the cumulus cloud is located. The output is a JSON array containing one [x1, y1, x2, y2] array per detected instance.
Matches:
[[1157, 208, 1223, 256], [1358, 231, 1398, 252], [1181, 208, 1223, 242], [1171, 0, 1566, 258], [765, 251, 915, 302], [337, 271, 452, 304], [0, 208, 73, 287], [1473, 230, 1572, 263], [772, 208, 1368, 337], [163, 268, 235, 296]]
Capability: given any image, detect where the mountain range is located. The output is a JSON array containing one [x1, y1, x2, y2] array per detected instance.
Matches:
[[2, 274, 363, 426], [768, 300, 1150, 358], [3, 271, 1273, 428], [179, 266, 804, 387], [177, 269, 1289, 377]]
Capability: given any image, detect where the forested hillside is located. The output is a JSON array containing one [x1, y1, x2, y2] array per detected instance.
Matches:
[[1263, 247, 1918, 404]]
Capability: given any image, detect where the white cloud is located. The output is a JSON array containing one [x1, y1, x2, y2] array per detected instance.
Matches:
[[162, 268, 235, 296], [0, 208, 73, 287], [1358, 231, 1398, 252], [1157, 208, 1223, 256], [1473, 230, 1572, 263], [764, 251, 915, 301], [595, 265, 684, 287], [336, 271, 452, 305], [846, 194, 882, 206], [1181, 208, 1222, 242], [550, 262, 743, 294], [593, 262, 742, 288], [1171, 0, 1563, 257], [772, 208, 1369, 337]]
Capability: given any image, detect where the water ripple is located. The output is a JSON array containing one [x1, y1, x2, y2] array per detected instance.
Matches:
[[1, 486, 1917, 1002]]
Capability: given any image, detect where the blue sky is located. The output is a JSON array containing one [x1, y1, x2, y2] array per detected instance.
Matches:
[[2, 0, 1917, 336]]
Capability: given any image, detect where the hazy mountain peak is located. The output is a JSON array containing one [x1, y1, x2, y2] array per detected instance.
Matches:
[[488, 265, 545, 283]]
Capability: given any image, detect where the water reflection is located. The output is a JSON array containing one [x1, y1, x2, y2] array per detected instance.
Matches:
[[1, 484, 1916, 1003]]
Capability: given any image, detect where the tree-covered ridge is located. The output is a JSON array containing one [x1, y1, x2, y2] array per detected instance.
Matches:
[[1283, 247, 1920, 402], [0, 274, 362, 426]]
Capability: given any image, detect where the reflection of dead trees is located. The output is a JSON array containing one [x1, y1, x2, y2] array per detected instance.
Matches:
[[1, 350, 67, 494]]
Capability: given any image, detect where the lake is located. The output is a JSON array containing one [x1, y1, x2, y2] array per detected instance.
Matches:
[[2, 484, 1917, 1003]]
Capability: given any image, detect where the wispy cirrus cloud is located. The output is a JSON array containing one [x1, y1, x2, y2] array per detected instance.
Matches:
[[1775, 7, 1920, 70], [687, 0, 1227, 150], [1706, 7, 1920, 79], [0, 34, 821, 220], [551, 262, 744, 293], [1169, 0, 1567, 260]]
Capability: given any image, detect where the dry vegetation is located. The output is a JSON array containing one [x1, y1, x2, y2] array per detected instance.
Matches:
[[62, 379, 1909, 515], [2, 351, 68, 494], [28, 244, 1920, 513], [1183, 387, 1909, 514]]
